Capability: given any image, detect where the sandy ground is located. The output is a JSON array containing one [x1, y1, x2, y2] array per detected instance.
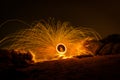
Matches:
[[0, 54, 120, 80]]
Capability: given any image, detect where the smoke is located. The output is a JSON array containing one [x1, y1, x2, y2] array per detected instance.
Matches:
[[0, 19, 101, 62]]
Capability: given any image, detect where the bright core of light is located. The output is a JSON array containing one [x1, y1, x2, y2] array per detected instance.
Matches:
[[56, 43, 67, 56]]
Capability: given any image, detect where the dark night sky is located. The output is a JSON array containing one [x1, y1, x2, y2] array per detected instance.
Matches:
[[0, 0, 120, 38]]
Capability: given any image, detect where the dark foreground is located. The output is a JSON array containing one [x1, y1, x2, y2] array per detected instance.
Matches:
[[0, 54, 120, 80]]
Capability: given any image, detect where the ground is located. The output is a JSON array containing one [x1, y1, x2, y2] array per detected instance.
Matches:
[[0, 54, 120, 80]]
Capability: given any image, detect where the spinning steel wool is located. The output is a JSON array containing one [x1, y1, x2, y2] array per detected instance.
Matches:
[[0, 19, 101, 62]]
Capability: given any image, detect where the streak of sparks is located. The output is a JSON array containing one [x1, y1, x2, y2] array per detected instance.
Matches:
[[0, 19, 101, 62]]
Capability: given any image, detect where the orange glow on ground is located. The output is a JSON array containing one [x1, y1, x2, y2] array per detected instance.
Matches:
[[32, 37, 95, 62]]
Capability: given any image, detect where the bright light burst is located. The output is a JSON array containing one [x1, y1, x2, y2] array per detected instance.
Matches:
[[0, 19, 101, 62]]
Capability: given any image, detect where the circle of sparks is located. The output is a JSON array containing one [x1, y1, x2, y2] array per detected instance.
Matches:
[[56, 43, 67, 55], [0, 19, 102, 62]]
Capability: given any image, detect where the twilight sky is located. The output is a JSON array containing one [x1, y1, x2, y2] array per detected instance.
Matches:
[[0, 0, 120, 38]]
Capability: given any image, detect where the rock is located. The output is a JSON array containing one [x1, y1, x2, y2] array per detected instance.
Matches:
[[96, 34, 120, 55], [0, 49, 34, 67]]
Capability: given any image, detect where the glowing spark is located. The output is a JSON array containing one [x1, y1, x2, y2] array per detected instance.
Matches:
[[0, 19, 101, 62]]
